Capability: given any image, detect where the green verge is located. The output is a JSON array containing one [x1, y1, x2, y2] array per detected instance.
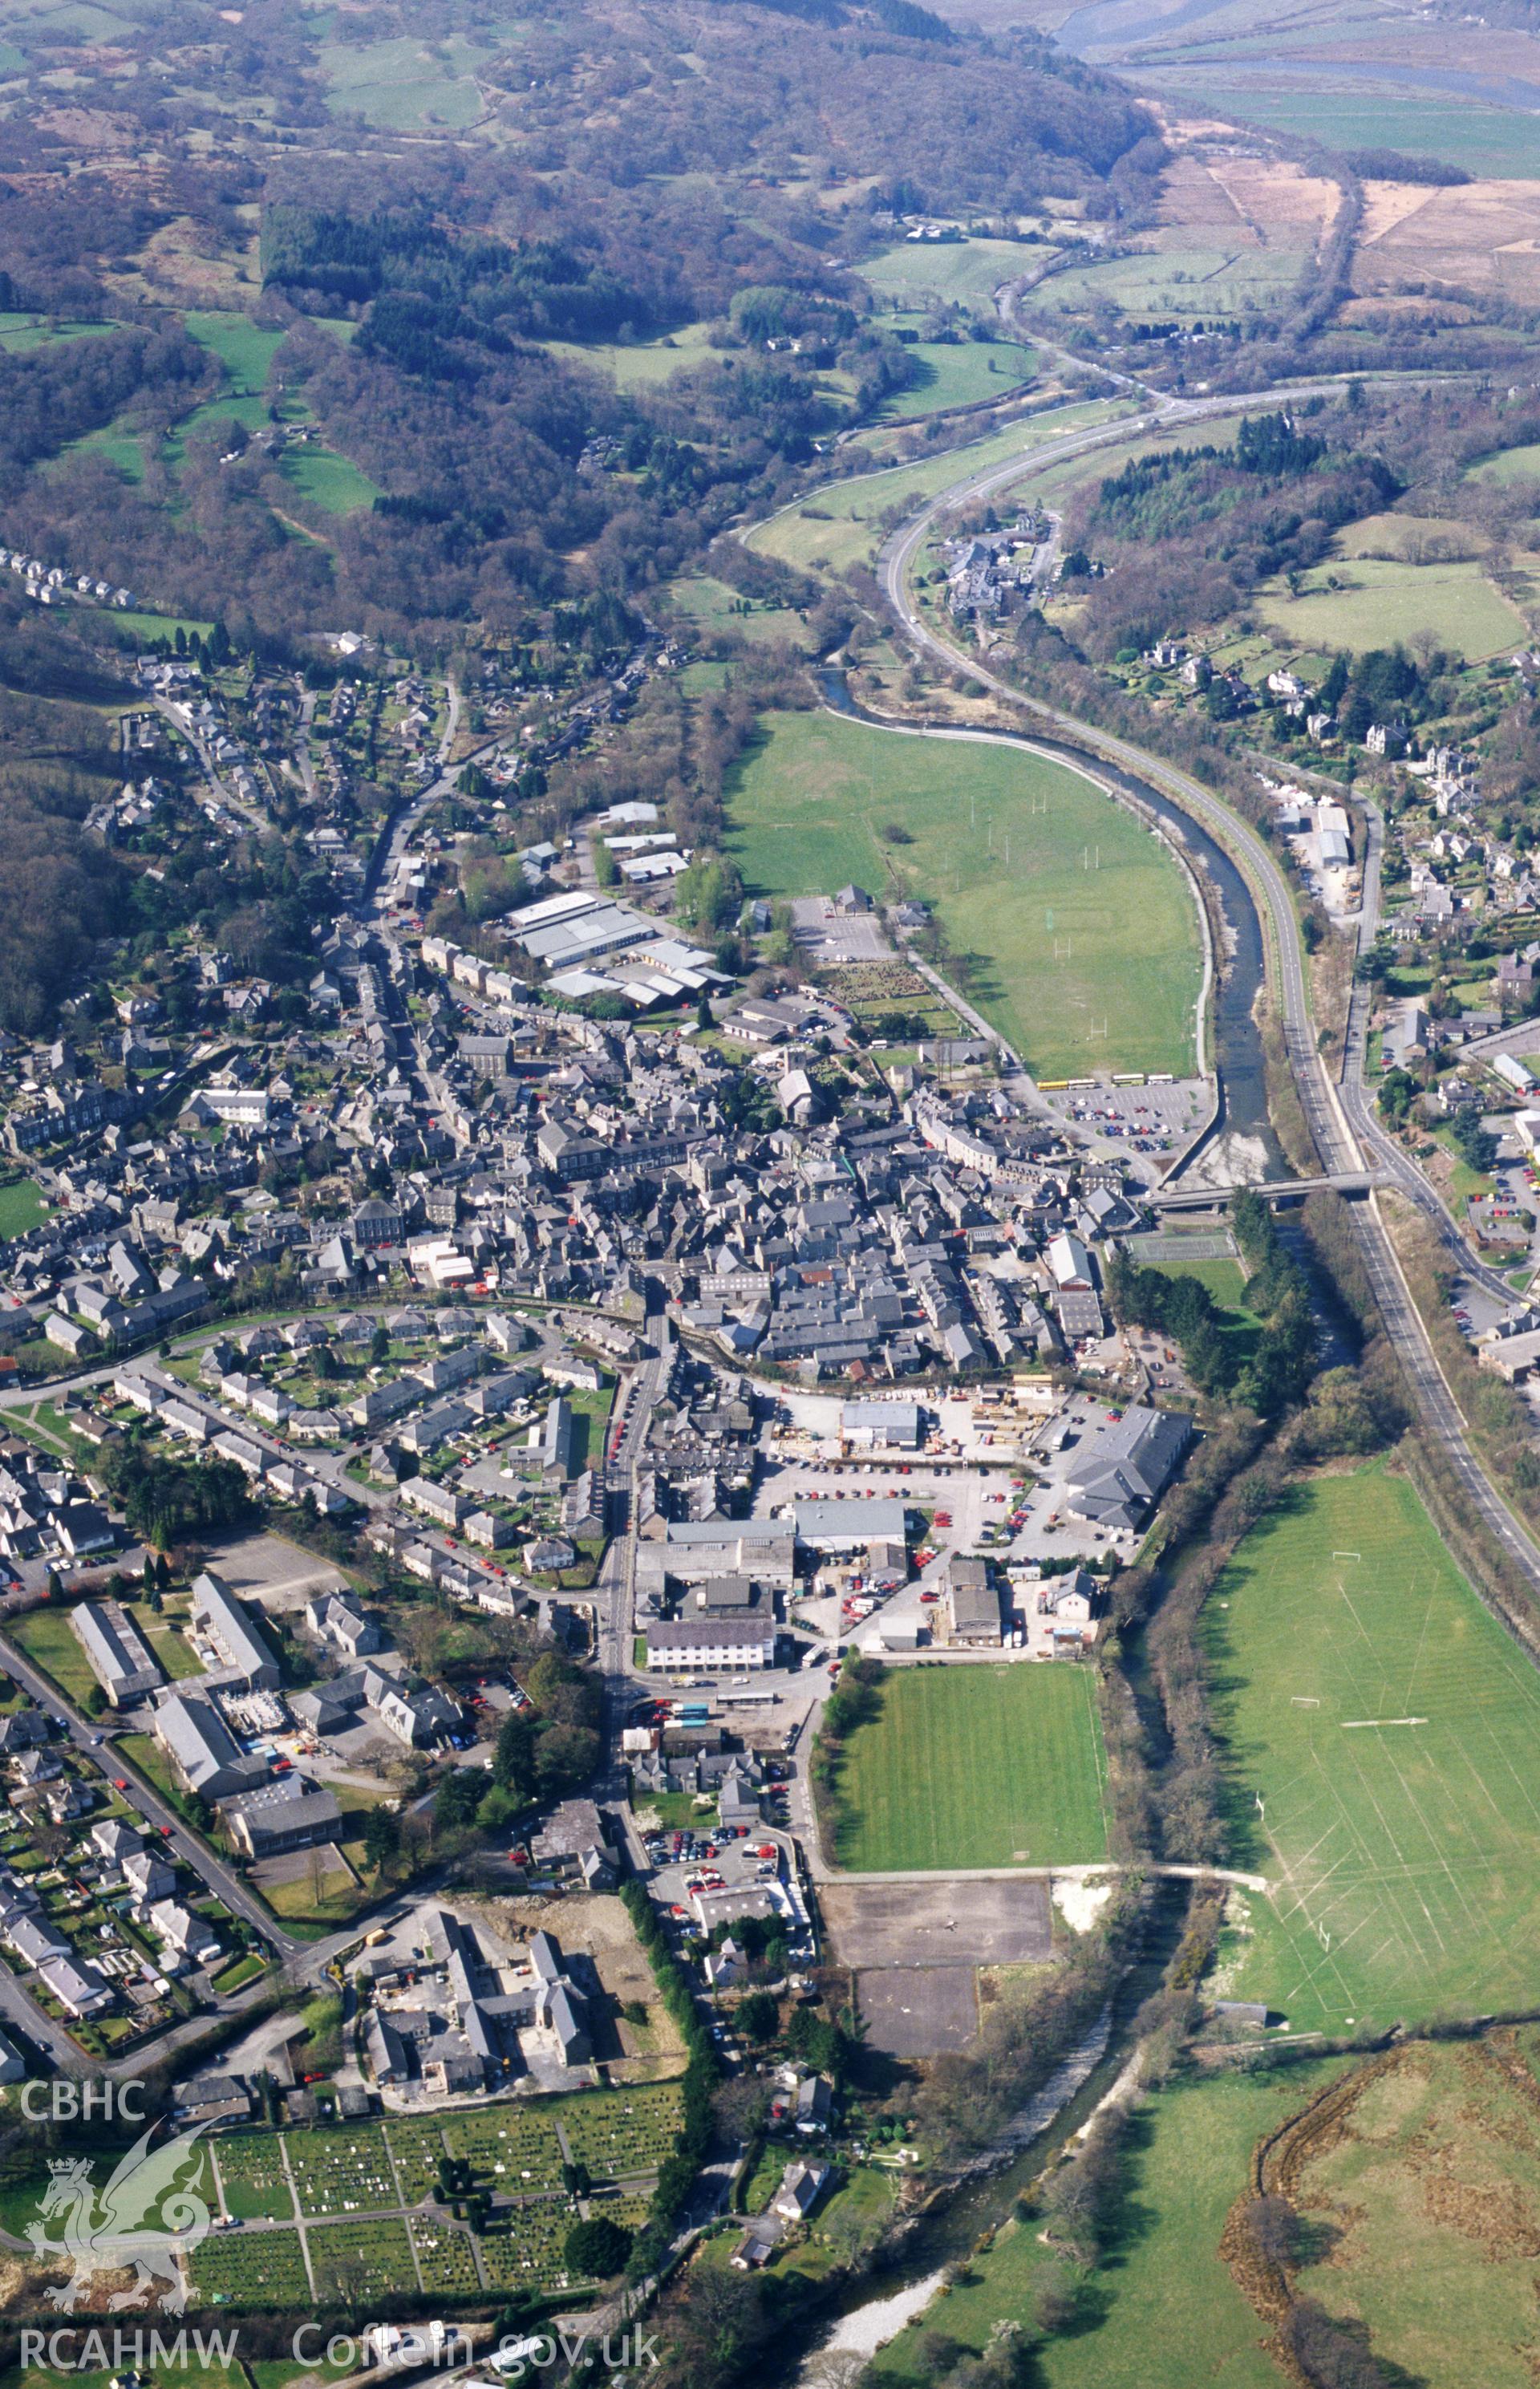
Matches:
[[826, 1665, 1110, 1871], [1207, 1463, 1540, 2034], [724, 708, 1202, 1080]]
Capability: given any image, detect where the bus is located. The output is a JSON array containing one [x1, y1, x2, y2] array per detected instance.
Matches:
[[719, 1689, 780, 1711]]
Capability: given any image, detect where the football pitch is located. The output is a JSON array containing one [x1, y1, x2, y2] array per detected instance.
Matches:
[[828, 1665, 1111, 1872], [1207, 1466, 1540, 2033]]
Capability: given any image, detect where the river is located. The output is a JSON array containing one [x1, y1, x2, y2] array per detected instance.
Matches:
[[818, 666, 1285, 1181]]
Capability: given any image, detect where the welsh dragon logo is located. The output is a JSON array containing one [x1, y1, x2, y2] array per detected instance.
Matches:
[[26, 2119, 213, 2312]]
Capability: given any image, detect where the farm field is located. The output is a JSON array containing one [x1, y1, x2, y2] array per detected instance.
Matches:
[[745, 398, 1129, 575], [1256, 554, 1526, 662], [665, 574, 811, 649], [827, 1665, 1110, 1872], [878, 339, 1037, 420], [1206, 1466, 1540, 2032], [279, 446, 380, 514], [318, 33, 492, 128], [871, 2061, 1344, 2389], [1289, 2034, 1540, 2385], [1033, 243, 1303, 323], [860, 237, 1041, 313], [545, 321, 716, 387], [1472, 440, 1540, 486], [1143, 79, 1540, 180], [724, 711, 1203, 1079]]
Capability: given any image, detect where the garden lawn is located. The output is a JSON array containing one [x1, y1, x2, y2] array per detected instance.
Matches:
[[0, 1178, 49, 1235], [1206, 1464, 1540, 2033], [829, 1665, 1110, 1871], [6, 1608, 103, 1707], [725, 710, 1202, 1079], [1257, 554, 1526, 662]]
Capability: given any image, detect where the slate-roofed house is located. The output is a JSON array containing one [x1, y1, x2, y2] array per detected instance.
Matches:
[[190, 1570, 281, 1689], [71, 1598, 162, 1706], [153, 1691, 267, 1801], [219, 1772, 343, 1858]]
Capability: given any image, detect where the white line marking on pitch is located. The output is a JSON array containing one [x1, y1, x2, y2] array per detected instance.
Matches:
[[1341, 1718, 1428, 1730]]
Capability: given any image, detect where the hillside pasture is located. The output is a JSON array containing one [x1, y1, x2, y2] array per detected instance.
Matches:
[[545, 321, 716, 388], [279, 445, 380, 514], [860, 237, 1042, 314], [725, 710, 1203, 1079], [1206, 1465, 1540, 2033], [1256, 554, 1526, 661], [318, 34, 490, 129], [879, 338, 1037, 420]]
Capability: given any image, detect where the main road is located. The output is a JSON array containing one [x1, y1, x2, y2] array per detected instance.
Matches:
[[866, 391, 1540, 1611]]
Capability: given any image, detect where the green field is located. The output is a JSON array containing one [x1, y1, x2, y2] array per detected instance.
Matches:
[[1290, 2034, 1540, 2384], [725, 711, 1202, 1078], [184, 311, 286, 397], [1035, 243, 1304, 324], [1145, 1255, 1248, 1307], [7, 1607, 104, 1708], [0, 1178, 49, 1235], [280, 445, 380, 514], [861, 237, 1042, 313], [1472, 441, 1540, 489], [319, 33, 491, 128], [545, 320, 717, 388], [1140, 77, 1540, 180], [873, 2061, 1343, 2389], [828, 1665, 1110, 1871], [665, 573, 810, 648], [1257, 554, 1526, 663], [1207, 1465, 1540, 2033], [879, 339, 1037, 420], [0, 315, 113, 354], [746, 397, 1129, 575]]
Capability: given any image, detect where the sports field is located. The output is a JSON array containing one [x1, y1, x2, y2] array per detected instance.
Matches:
[[827, 1665, 1111, 1871], [1257, 554, 1526, 662], [1207, 1466, 1540, 2032], [725, 711, 1202, 1079]]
